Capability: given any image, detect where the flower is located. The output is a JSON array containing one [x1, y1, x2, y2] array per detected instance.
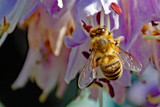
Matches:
[[63, 0, 130, 104], [128, 64, 160, 106], [64, 0, 124, 84], [0, 0, 40, 46], [11, 0, 75, 102], [0, 17, 10, 37], [64, 0, 121, 48], [121, 0, 160, 72]]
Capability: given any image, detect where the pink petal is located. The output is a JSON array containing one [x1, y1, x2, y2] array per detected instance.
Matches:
[[28, 10, 42, 49], [11, 48, 36, 89], [36, 46, 70, 102], [48, 28, 66, 56]]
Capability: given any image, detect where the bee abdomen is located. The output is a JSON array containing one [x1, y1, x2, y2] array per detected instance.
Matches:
[[104, 68, 122, 80], [100, 61, 122, 80]]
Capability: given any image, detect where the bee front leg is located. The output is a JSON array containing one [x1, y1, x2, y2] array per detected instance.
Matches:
[[115, 36, 124, 46], [117, 36, 124, 43]]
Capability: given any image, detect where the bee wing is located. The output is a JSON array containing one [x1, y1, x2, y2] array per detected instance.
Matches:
[[109, 41, 142, 72], [78, 54, 96, 89], [117, 47, 142, 72]]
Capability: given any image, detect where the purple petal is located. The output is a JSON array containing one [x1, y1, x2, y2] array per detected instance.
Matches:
[[117, 69, 131, 86], [76, 0, 101, 16], [64, 46, 83, 83], [64, 25, 89, 48], [41, 0, 75, 19], [113, 1, 128, 47], [0, 0, 27, 46], [129, 34, 153, 73], [135, 0, 160, 22], [6, 1, 27, 33], [19, 0, 41, 24], [64, 37, 82, 48], [128, 64, 159, 105], [40, 6, 71, 30], [127, 0, 160, 43], [111, 81, 126, 104], [74, 0, 102, 23], [65, 41, 90, 84], [0, 0, 17, 20]]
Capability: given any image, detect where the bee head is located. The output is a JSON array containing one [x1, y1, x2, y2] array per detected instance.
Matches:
[[89, 26, 109, 38]]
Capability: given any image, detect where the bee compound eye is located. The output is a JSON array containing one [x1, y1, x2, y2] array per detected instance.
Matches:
[[97, 28, 106, 33], [101, 28, 106, 32]]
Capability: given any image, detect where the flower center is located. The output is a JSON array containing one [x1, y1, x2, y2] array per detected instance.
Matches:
[[141, 22, 160, 72], [36, 40, 52, 64], [147, 92, 160, 106], [82, 2, 122, 34], [142, 22, 160, 41]]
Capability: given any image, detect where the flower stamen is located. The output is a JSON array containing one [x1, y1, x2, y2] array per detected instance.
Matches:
[[106, 14, 110, 31], [142, 35, 160, 40], [100, 9, 104, 26], [82, 20, 92, 32], [111, 2, 122, 15], [0, 16, 10, 38]]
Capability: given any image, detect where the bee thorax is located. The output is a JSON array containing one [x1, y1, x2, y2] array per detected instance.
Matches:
[[91, 37, 109, 53]]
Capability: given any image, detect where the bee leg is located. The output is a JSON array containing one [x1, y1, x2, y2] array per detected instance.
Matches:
[[93, 69, 97, 79], [86, 79, 103, 88], [98, 78, 110, 83], [98, 78, 114, 97], [117, 36, 124, 42], [114, 36, 124, 46], [91, 58, 97, 69], [94, 80, 103, 87]]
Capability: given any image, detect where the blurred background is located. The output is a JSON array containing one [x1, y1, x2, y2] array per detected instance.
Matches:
[[0, 27, 79, 107]]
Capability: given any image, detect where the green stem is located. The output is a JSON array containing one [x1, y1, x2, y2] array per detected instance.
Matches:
[[142, 35, 160, 40], [99, 88, 103, 107]]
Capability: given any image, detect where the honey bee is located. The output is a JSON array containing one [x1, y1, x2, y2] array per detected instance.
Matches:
[[78, 26, 142, 89]]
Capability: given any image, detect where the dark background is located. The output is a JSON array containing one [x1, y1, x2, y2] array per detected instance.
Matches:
[[0, 27, 78, 107]]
